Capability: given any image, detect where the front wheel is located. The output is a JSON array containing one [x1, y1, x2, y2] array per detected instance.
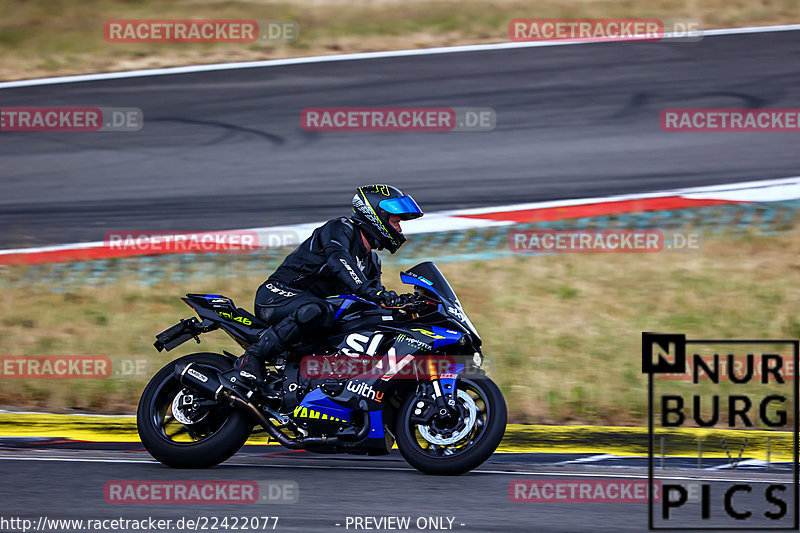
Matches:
[[137, 352, 252, 468], [395, 376, 507, 475]]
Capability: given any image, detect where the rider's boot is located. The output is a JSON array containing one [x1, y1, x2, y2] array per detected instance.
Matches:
[[233, 329, 284, 387], [233, 316, 303, 390], [233, 301, 328, 391]]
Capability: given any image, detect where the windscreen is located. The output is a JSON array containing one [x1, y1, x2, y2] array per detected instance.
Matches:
[[401, 262, 459, 303], [401, 261, 480, 339]]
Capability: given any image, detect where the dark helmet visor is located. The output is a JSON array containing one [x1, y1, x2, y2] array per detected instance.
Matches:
[[378, 195, 423, 220]]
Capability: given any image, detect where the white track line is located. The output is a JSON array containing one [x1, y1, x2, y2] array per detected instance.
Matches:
[[2, 175, 800, 257], [451, 176, 800, 215], [0, 24, 799, 89], [0, 456, 792, 482]]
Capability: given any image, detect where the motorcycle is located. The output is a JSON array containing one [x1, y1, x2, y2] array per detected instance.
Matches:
[[137, 261, 506, 475]]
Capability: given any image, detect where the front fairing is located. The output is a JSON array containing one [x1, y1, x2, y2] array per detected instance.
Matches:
[[400, 262, 481, 343]]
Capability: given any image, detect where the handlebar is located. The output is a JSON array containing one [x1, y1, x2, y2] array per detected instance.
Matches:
[[379, 292, 434, 311]]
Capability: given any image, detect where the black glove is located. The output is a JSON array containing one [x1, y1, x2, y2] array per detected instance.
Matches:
[[375, 289, 401, 307]]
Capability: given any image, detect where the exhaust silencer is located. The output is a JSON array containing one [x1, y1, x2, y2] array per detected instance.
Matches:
[[174, 361, 224, 400]]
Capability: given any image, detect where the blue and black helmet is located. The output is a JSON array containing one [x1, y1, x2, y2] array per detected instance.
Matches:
[[352, 184, 423, 253]]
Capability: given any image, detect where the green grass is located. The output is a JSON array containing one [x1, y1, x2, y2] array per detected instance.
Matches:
[[1, 0, 799, 80], [1, 226, 800, 425]]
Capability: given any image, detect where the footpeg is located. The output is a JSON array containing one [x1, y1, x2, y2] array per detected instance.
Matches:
[[218, 368, 280, 399]]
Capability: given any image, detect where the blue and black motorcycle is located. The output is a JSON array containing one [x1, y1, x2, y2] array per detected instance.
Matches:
[[137, 262, 506, 475]]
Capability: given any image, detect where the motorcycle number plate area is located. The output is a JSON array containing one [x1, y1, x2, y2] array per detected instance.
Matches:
[[154, 319, 197, 351]]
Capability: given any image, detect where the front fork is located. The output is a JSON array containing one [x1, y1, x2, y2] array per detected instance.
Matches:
[[410, 363, 465, 424]]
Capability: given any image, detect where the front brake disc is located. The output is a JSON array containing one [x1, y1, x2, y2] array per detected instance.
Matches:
[[417, 389, 477, 446]]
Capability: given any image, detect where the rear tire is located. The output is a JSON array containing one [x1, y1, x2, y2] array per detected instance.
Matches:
[[395, 376, 506, 475], [137, 352, 252, 468]]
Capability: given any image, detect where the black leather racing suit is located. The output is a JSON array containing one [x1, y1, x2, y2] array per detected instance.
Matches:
[[247, 217, 387, 361]]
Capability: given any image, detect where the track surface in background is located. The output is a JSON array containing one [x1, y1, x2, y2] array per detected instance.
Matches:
[[2, 30, 800, 248]]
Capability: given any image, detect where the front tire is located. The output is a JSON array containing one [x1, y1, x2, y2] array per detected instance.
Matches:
[[137, 352, 252, 468], [395, 376, 507, 475]]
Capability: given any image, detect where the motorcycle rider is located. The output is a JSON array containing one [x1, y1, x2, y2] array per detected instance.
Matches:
[[233, 184, 424, 387]]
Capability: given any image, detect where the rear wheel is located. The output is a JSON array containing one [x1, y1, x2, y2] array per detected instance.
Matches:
[[395, 376, 506, 475], [137, 352, 252, 468]]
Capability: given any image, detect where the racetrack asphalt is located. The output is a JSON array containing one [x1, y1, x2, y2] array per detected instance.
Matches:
[[0, 447, 795, 532], [2, 30, 800, 248]]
